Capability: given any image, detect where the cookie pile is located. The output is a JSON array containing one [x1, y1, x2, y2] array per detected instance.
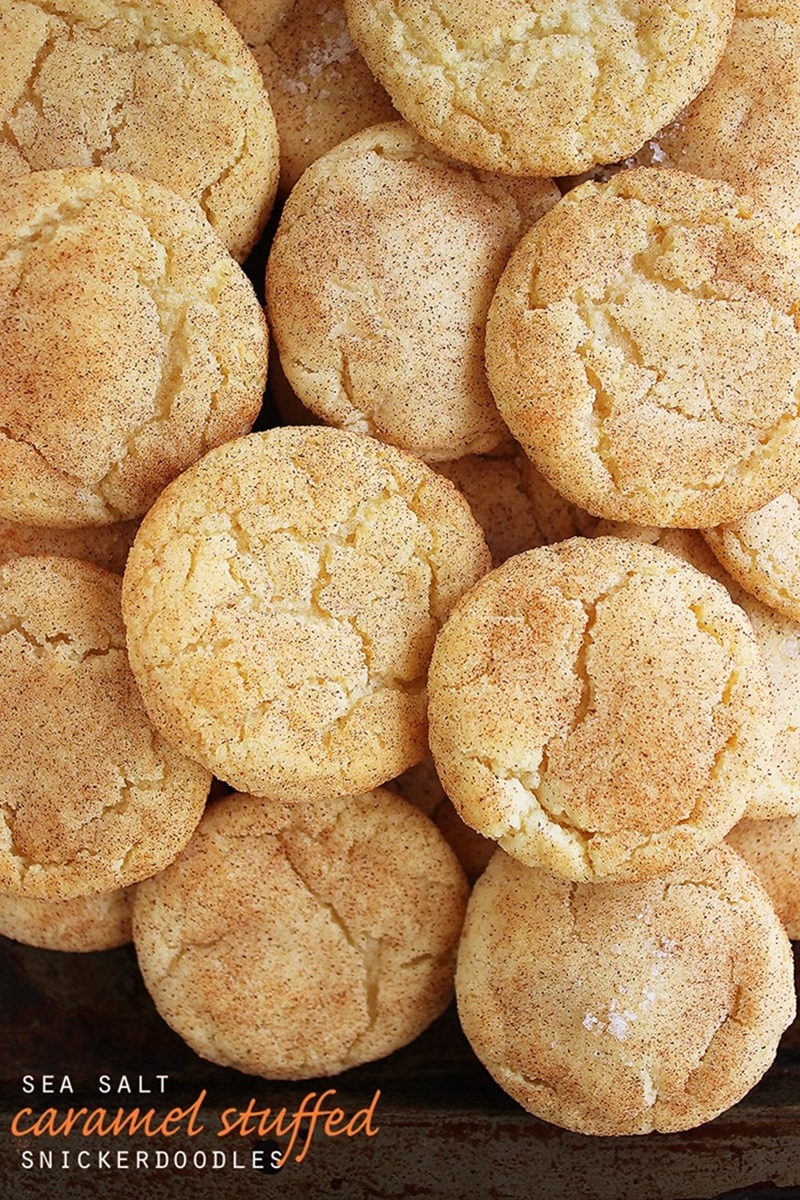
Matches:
[[2, 0, 799, 1139]]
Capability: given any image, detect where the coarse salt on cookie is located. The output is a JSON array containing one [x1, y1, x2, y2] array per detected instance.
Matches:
[[456, 846, 795, 1135]]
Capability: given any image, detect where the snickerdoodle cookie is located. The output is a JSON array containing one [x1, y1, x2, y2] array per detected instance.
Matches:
[[0, 889, 132, 952], [219, 0, 397, 196], [486, 169, 800, 528], [727, 815, 800, 940], [456, 846, 795, 1135], [0, 556, 211, 899], [266, 122, 559, 461], [704, 488, 800, 622], [0, 516, 139, 575], [0, 170, 268, 528], [435, 442, 548, 566], [133, 790, 468, 1079], [596, 523, 800, 821], [636, 1, 800, 234], [122, 427, 491, 800], [428, 536, 774, 882], [0, 0, 279, 260], [343, 0, 734, 177]]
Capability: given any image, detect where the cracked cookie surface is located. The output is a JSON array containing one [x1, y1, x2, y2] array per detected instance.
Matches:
[[634, 0, 800, 234], [0, 169, 268, 528], [727, 813, 800, 940], [703, 485, 800, 622], [343, 0, 734, 177], [266, 122, 559, 462], [0, 0, 279, 261], [0, 556, 211, 899], [219, 0, 397, 196], [428, 536, 774, 883], [456, 845, 795, 1135], [597, 523, 800, 821], [132, 790, 469, 1079], [486, 168, 800, 528], [121, 426, 491, 800], [0, 887, 132, 950]]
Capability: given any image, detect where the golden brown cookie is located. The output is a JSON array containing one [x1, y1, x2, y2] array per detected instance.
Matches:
[[435, 443, 548, 566], [0, 169, 268, 528], [486, 169, 800, 528], [0, 516, 139, 575], [428, 536, 774, 883], [266, 122, 559, 461], [0, 0, 279, 261], [343, 0, 734, 177], [0, 556, 211, 899], [0, 889, 132, 952], [704, 487, 800, 622], [637, 1, 800, 234], [727, 815, 800, 940], [219, 0, 397, 196], [122, 427, 491, 800], [133, 790, 468, 1079], [597, 523, 800, 822], [457, 846, 795, 1135]]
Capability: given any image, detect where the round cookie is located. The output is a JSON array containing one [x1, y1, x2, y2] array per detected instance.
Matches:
[[486, 168, 800, 528], [0, 888, 132, 952], [727, 815, 800, 940], [704, 488, 800, 622], [0, 0, 279, 261], [636, 1, 800, 234], [266, 122, 560, 462], [0, 556, 211, 899], [0, 169, 268, 528], [456, 846, 795, 1135], [219, 0, 397, 196], [435, 442, 548, 566], [343, 0, 734, 177], [428, 536, 774, 883], [596, 523, 800, 822], [0, 516, 139, 575], [122, 426, 491, 800], [133, 790, 469, 1079]]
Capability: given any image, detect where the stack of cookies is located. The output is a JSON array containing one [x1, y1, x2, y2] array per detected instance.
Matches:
[[3, 0, 800, 1140]]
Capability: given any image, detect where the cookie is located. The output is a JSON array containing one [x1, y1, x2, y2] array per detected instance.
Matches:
[[727, 815, 800, 940], [517, 455, 600, 545], [0, 556, 211, 899], [456, 846, 795, 1135], [596, 523, 800, 821], [133, 790, 468, 1079], [0, 516, 139, 575], [0, 0, 279, 261], [637, 1, 800, 234], [486, 169, 800, 527], [435, 443, 548, 566], [428, 536, 774, 883], [0, 889, 132, 952], [219, 0, 397, 196], [266, 122, 559, 461], [391, 755, 494, 882], [704, 488, 800, 622], [122, 427, 491, 800], [343, 0, 734, 177], [0, 169, 268, 528]]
